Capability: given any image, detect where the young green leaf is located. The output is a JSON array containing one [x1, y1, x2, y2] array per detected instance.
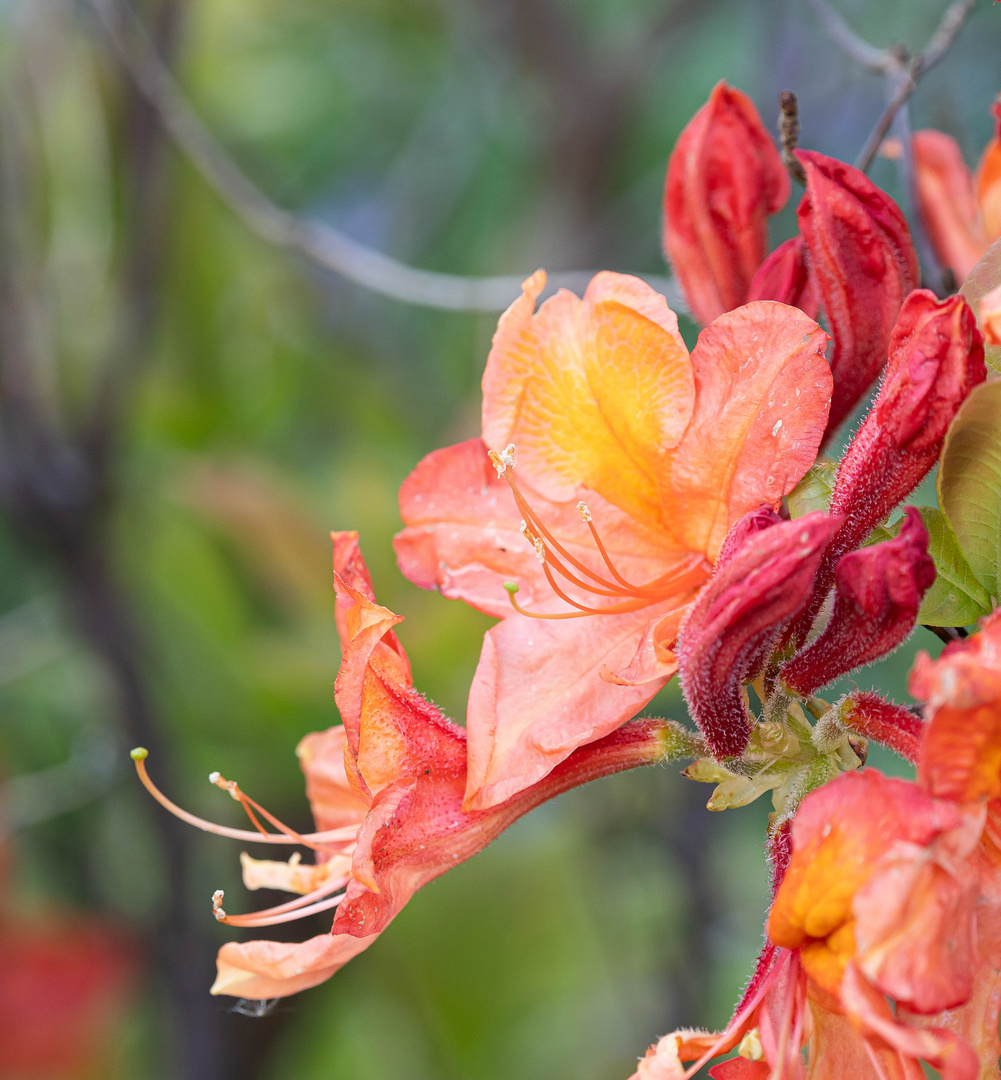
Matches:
[[914, 507, 992, 626], [787, 461, 837, 517], [938, 380, 1001, 603]]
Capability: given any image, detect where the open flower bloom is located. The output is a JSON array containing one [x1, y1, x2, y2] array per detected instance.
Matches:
[[396, 271, 832, 809], [645, 612, 1001, 1080], [913, 96, 1001, 281], [133, 531, 692, 999]]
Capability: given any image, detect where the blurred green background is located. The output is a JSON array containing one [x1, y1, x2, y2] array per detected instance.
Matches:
[[0, 0, 998, 1077]]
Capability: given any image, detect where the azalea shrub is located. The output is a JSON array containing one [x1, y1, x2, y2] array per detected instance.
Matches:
[[116, 60, 1001, 1079]]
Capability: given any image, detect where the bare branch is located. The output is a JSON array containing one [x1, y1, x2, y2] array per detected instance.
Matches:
[[854, 0, 976, 175], [85, 0, 680, 313], [805, 0, 893, 73], [921, 0, 977, 70], [855, 60, 922, 173]]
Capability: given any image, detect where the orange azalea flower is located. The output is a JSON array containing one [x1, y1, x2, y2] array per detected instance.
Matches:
[[637, 611, 1001, 1079], [134, 532, 691, 999], [913, 96, 1001, 280], [396, 272, 832, 808]]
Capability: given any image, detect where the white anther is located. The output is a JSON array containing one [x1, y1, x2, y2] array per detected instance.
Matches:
[[500, 443, 516, 469], [208, 771, 221, 784], [533, 538, 546, 564], [212, 889, 227, 921], [577, 501, 592, 522]]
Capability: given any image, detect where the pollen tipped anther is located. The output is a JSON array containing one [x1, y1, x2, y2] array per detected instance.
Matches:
[[212, 890, 227, 921], [208, 771, 221, 784], [488, 443, 516, 477], [576, 501, 592, 522]]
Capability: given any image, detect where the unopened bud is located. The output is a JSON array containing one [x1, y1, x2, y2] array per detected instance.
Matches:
[[794, 150, 919, 439], [664, 82, 789, 325], [747, 235, 819, 320], [677, 511, 841, 760], [833, 291, 984, 544], [837, 690, 924, 763], [788, 291, 984, 646], [782, 507, 935, 695]]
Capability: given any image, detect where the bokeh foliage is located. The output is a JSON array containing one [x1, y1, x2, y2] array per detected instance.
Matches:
[[0, 0, 998, 1076]]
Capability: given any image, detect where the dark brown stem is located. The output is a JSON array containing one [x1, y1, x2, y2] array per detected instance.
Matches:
[[923, 624, 969, 644]]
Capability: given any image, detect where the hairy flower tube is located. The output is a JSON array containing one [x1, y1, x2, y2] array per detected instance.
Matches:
[[786, 288, 985, 648], [396, 271, 832, 809], [131, 532, 698, 999], [781, 506, 935, 696]]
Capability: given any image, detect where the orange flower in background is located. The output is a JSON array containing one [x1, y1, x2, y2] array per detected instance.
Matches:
[[397, 271, 832, 809], [135, 532, 690, 999], [913, 95, 1001, 280]]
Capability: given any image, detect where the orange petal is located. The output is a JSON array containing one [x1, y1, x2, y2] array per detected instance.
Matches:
[[295, 726, 370, 833], [211, 932, 378, 999], [913, 130, 988, 280], [976, 135, 1001, 242], [981, 282, 1001, 345], [395, 439, 674, 618], [480, 272, 694, 531], [666, 301, 831, 558], [840, 963, 979, 1080], [463, 605, 679, 809], [911, 613, 1001, 801], [854, 843, 978, 1013]]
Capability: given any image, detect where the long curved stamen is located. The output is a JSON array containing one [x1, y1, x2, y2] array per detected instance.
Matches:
[[130, 749, 358, 852], [209, 771, 340, 855], [212, 884, 348, 927], [489, 446, 709, 618]]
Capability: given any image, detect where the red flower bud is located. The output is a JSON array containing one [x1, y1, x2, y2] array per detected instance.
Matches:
[[747, 235, 820, 321], [677, 511, 841, 759], [839, 691, 925, 764], [664, 82, 790, 326], [787, 291, 985, 648], [782, 508, 935, 695], [830, 291, 985, 557], [794, 150, 919, 439], [714, 505, 783, 568]]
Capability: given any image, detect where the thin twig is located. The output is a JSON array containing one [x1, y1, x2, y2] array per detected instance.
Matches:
[[805, 0, 892, 72], [813, 0, 977, 176], [85, 0, 680, 313], [854, 57, 923, 173], [921, 0, 977, 70]]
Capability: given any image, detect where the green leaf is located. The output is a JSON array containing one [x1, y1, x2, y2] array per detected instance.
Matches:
[[788, 461, 837, 517], [986, 345, 1001, 378], [915, 507, 992, 626], [938, 379, 1001, 603]]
